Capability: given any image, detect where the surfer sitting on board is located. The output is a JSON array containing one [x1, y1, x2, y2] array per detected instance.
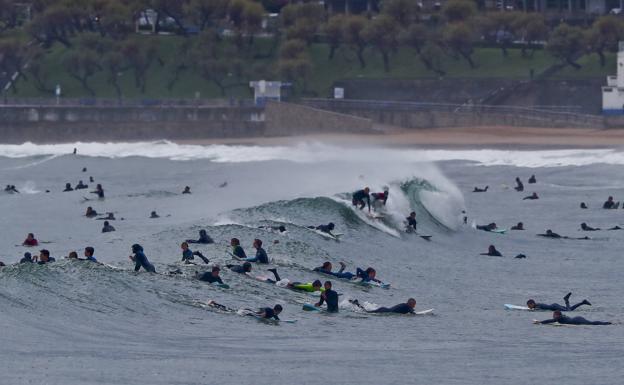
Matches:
[[227, 262, 252, 274], [315, 281, 339, 313], [23, 233, 39, 247], [91, 184, 105, 199], [230, 238, 248, 259], [534, 310, 611, 325], [473, 186, 488, 192], [195, 266, 224, 285], [181, 242, 210, 264], [514, 177, 524, 192], [523, 192, 539, 200], [511, 222, 524, 230], [352, 187, 371, 212], [480, 245, 502, 257], [186, 229, 214, 244], [476, 223, 497, 232], [406, 212, 417, 232], [308, 223, 335, 236], [603, 196, 616, 209], [527, 293, 591, 311], [235, 239, 269, 264], [350, 298, 417, 314]]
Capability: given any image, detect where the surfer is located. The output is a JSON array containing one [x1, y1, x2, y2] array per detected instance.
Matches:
[[5, 185, 19, 193], [83, 247, 98, 262], [406, 212, 417, 232], [85, 207, 98, 218], [102, 221, 115, 233], [476, 223, 497, 232], [480, 245, 502, 257], [603, 196, 618, 209], [75, 180, 88, 190], [523, 192, 539, 200], [314, 261, 355, 279], [580, 223, 600, 231], [315, 281, 339, 312], [150, 211, 160, 218], [23, 233, 39, 247], [309, 223, 335, 236], [537, 229, 561, 239], [227, 261, 252, 274], [514, 177, 524, 192], [371, 189, 389, 206], [528, 175, 536, 184], [97, 213, 115, 220], [266, 268, 324, 292], [186, 229, 214, 244], [527, 293, 591, 311], [580, 202, 588, 209], [91, 184, 104, 199], [36, 249, 55, 265], [608, 225, 623, 230], [196, 266, 224, 284], [350, 298, 417, 314], [182, 186, 191, 194], [256, 305, 282, 320], [129, 244, 156, 273], [534, 310, 611, 325], [511, 222, 524, 230], [235, 239, 269, 264], [63, 183, 74, 192], [20, 252, 33, 263], [259, 225, 287, 233], [352, 187, 371, 211], [473, 186, 488, 192], [181, 242, 210, 264], [230, 238, 247, 259]]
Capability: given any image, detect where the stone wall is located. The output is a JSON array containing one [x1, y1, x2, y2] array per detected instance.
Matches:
[[263, 101, 374, 135]]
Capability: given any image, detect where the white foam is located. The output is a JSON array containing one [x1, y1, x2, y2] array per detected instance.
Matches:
[[0, 141, 622, 167]]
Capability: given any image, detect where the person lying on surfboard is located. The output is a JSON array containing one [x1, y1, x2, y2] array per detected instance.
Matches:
[[195, 266, 225, 285], [580, 222, 600, 231], [314, 281, 339, 313], [511, 222, 524, 230], [352, 187, 371, 212], [314, 262, 383, 284], [473, 186, 488, 192], [480, 245, 502, 257], [256, 305, 282, 320], [308, 223, 335, 236], [534, 310, 611, 325], [350, 298, 417, 314], [265, 268, 324, 293], [527, 292, 591, 311], [476, 222, 498, 232], [227, 261, 252, 274]]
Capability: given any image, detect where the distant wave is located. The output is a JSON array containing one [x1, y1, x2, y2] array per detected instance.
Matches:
[[0, 141, 622, 167]]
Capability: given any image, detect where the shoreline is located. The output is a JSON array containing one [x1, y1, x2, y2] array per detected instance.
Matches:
[[174, 126, 624, 149]]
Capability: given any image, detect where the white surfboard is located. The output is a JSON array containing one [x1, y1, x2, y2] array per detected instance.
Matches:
[[415, 308, 434, 315], [505, 304, 531, 311]]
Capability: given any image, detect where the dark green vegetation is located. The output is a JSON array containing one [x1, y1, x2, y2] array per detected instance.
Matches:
[[0, 0, 621, 99]]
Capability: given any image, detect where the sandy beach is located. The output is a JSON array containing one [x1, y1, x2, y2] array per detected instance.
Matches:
[[177, 126, 624, 148]]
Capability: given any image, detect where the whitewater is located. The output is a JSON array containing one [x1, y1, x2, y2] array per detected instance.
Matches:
[[1, 141, 623, 385]]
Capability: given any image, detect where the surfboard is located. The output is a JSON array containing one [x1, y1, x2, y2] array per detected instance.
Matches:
[[491, 229, 507, 234], [302, 303, 321, 312], [310, 228, 342, 241], [367, 212, 385, 220], [356, 280, 391, 289], [415, 308, 434, 315], [504, 304, 531, 311], [212, 282, 230, 289]]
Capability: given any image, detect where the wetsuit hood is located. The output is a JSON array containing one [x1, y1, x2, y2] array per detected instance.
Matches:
[[132, 244, 144, 253]]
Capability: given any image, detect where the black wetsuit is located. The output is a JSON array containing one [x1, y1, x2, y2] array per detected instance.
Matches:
[[316, 224, 334, 234], [370, 303, 414, 314], [20, 256, 33, 263], [260, 307, 280, 320], [102, 224, 115, 233], [318, 289, 339, 313], [227, 264, 247, 274], [482, 250, 502, 257], [603, 201, 615, 209], [232, 245, 247, 259], [406, 217, 417, 230], [37, 257, 56, 265], [93, 189, 104, 199], [244, 247, 269, 264], [133, 251, 155, 273], [352, 189, 370, 210], [182, 249, 209, 264], [313, 266, 355, 280], [187, 234, 214, 244], [538, 232, 562, 239], [541, 315, 611, 325], [197, 272, 224, 284], [511, 225, 524, 230], [535, 301, 588, 311]]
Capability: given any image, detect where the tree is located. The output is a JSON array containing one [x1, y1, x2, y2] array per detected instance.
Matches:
[[121, 38, 160, 93], [586, 16, 624, 67], [443, 22, 477, 68], [278, 39, 312, 92], [281, 3, 325, 45], [478, 11, 523, 57], [0, 0, 21, 32], [402, 24, 446, 75], [102, 50, 125, 101], [547, 23, 585, 69], [0, 37, 28, 93], [228, 0, 266, 47], [363, 15, 399, 72], [28, 5, 77, 47], [401, 23, 428, 54], [420, 41, 446, 76], [442, 0, 476, 23], [381, 0, 419, 28], [153, 0, 190, 35], [513, 14, 548, 57], [343, 15, 368, 68], [27, 47, 55, 94], [184, 0, 229, 32], [63, 50, 101, 96], [97, 0, 134, 40], [324, 14, 345, 60]]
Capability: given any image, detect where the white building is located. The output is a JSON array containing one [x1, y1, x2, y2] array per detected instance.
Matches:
[[602, 42, 624, 115], [249, 80, 284, 105]]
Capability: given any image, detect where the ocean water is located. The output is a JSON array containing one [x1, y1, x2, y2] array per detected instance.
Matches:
[[1, 142, 623, 385]]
